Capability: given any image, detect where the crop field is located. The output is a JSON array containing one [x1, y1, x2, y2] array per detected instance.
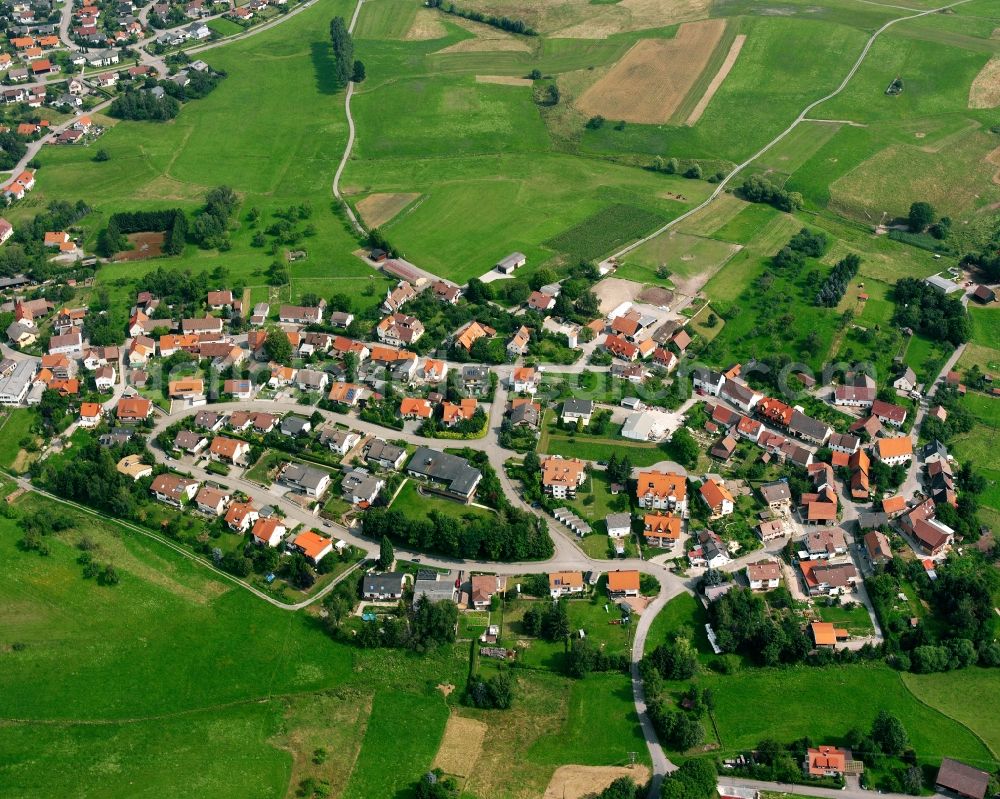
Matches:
[[355, 191, 421, 228], [544, 203, 668, 262], [575, 20, 727, 124], [577, 17, 869, 164], [347, 153, 707, 282]]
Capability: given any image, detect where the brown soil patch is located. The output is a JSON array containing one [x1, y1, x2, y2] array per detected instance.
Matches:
[[686, 33, 746, 125], [638, 286, 674, 306], [356, 192, 420, 228], [433, 714, 488, 777], [405, 7, 448, 40], [434, 15, 532, 53], [987, 146, 1000, 185], [437, 682, 455, 697], [970, 57, 1000, 109], [593, 277, 646, 314], [543, 765, 652, 799], [112, 231, 165, 262], [576, 20, 726, 124], [476, 74, 533, 86]]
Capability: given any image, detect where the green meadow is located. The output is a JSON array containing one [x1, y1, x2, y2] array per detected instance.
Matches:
[[0, 490, 650, 797]]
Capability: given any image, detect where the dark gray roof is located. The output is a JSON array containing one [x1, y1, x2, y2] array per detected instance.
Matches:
[[406, 447, 482, 497], [922, 439, 949, 460], [281, 462, 328, 490], [174, 430, 203, 450], [562, 398, 593, 415], [509, 402, 539, 427], [788, 410, 830, 441], [280, 416, 311, 435], [363, 572, 406, 595], [194, 410, 221, 428], [366, 438, 405, 465], [858, 511, 890, 530]]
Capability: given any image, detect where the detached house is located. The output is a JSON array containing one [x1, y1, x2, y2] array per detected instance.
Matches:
[[699, 478, 735, 518], [150, 474, 199, 506], [746, 559, 782, 591], [209, 436, 249, 465]]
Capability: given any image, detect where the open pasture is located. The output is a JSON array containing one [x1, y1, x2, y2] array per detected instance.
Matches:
[[617, 230, 741, 283]]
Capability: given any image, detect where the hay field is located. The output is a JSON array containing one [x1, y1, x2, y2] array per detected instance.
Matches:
[[970, 56, 1000, 108], [458, 0, 710, 38], [476, 74, 533, 86], [356, 192, 421, 228], [433, 714, 488, 777], [543, 765, 652, 799], [575, 20, 727, 124], [405, 7, 448, 40]]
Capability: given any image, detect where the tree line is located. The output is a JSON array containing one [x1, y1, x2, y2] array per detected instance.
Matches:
[[815, 253, 860, 307], [329, 16, 364, 87], [892, 276, 970, 345], [425, 0, 536, 35]]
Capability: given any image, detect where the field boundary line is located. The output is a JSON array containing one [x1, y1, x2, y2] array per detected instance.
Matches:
[[603, 0, 976, 267], [899, 673, 1000, 763]]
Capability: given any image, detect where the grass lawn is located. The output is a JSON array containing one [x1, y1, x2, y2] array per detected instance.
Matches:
[[951, 424, 1000, 511], [563, 470, 628, 527], [903, 333, 951, 385], [510, 597, 632, 671], [644, 592, 714, 658], [698, 665, 996, 767], [813, 601, 874, 635], [969, 306, 1000, 350], [244, 449, 287, 485], [206, 17, 244, 36], [961, 391, 1000, 429], [0, 409, 37, 473], [390, 479, 493, 523]]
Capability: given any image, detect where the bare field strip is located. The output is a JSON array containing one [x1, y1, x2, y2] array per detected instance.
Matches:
[[986, 145, 1000, 185], [970, 56, 1000, 108], [686, 33, 747, 124], [356, 192, 421, 228], [432, 715, 488, 777], [405, 7, 448, 40], [434, 14, 533, 53], [543, 765, 652, 799], [476, 74, 533, 86], [575, 19, 726, 124]]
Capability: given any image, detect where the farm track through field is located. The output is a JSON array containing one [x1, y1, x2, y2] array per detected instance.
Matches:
[[332, 0, 367, 236], [604, 0, 977, 267]]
